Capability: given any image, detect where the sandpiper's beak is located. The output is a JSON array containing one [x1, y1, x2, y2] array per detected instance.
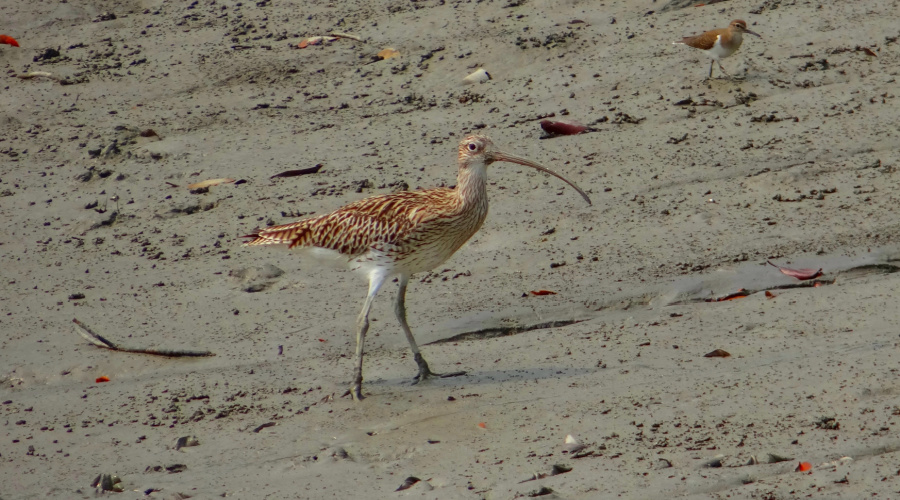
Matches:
[[743, 28, 761, 38], [490, 150, 592, 206]]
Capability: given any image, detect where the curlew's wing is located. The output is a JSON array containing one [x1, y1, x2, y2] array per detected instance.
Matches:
[[242, 188, 456, 257]]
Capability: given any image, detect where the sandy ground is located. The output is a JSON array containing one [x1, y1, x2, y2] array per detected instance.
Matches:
[[2, 0, 900, 498]]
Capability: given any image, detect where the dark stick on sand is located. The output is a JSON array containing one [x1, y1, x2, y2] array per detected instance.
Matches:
[[73, 318, 215, 357]]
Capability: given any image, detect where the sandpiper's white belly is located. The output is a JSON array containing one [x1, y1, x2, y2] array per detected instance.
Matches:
[[705, 34, 740, 60]]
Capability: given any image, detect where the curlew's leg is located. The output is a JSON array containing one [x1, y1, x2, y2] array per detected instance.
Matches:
[[348, 272, 387, 401], [394, 275, 466, 384]]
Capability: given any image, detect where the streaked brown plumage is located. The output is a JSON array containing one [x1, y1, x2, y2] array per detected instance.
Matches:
[[244, 134, 591, 400], [673, 19, 761, 79]]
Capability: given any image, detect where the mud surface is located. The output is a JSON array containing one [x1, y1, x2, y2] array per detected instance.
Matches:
[[2, 0, 900, 498]]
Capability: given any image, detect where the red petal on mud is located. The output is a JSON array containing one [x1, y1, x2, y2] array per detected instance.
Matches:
[[540, 119, 587, 136], [96, 376, 110, 383], [795, 461, 812, 472], [767, 261, 823, 280], [0, 35, 20, 47], [530, 290, 557, 296]]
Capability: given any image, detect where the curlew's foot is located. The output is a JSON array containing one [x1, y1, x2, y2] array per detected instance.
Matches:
[[411, 353, 465, 384], [412, 368, 467, 385], [343, 373, 365, 401], [342, 384, 365, 401]]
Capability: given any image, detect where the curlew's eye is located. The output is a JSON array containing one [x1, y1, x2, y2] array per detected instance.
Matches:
[[467, 143, 478, 152]]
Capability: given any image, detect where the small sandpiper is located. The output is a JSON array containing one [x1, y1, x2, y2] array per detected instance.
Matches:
[[673, 19, 761, 79]]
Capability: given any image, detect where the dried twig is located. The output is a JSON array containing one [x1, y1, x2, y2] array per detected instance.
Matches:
[[16, 71, 62, 82], [73, 318, 215, 357], [270, 164, 323, 179], [329, 32, 363, 42]]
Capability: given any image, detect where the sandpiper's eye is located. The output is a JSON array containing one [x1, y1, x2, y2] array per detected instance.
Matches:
[[467, 143, 478, 151]]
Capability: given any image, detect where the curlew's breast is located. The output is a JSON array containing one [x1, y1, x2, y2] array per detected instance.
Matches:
[[353, 201, 488, 276]]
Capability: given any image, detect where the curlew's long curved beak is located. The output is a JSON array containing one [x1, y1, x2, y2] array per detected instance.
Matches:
[[490, 150, 592, 206]]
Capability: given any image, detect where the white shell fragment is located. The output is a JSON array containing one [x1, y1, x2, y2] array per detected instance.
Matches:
[[562, 434, 586, 453], [463, 68, 491, 85]]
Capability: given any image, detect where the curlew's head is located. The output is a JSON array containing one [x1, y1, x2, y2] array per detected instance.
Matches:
[[729, 19, 760, 38], [457, 134, 495, 170], [456, 134, 592, 205]]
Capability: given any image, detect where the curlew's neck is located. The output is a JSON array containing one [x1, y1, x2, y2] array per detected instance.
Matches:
[[454, 162, 489, 211]]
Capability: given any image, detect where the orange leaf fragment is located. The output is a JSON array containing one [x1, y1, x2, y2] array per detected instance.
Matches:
[[704, 349, 731, 358], [0, 35, 19, 47], [861, 47, 877, 57], [765, 290, 776, 299], [377, 48, 401, 60], [530, 290, 557, 296], [796, 461, 812, 472], [767, 261, 823, 280], [96, 376, 110, 383], [707, 289, 748, 302], [477, 422, 487, 429], [298, 36, 324, 49]]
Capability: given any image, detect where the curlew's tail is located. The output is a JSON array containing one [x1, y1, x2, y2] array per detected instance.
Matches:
[[241, 220, 312, 248]]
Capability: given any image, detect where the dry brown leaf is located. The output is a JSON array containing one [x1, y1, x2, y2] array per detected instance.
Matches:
[[704, 349, 731, 358], [187, 178, 235, 190], [270, 165, 322, 179]]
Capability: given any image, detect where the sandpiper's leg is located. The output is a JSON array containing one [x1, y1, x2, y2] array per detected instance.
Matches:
[[348, 273, 387, 401], [717, 61, 733, 79], [394, 275, 466, 384], [708, 60, 715, 79]]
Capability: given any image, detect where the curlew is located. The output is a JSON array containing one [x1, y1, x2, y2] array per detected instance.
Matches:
[[243, 135, 591, 400], [673, 19, 761, 79]]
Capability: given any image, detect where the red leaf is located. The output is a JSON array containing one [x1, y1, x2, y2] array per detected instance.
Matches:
[[0, 35, 20, 47], [540, 119, 588, 136], [765, 290, 776, 299], [96, 376, 110, 383], [530, 290, 557, 296], [767, 261, 823, 280], [795, 461, 812, 472]]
